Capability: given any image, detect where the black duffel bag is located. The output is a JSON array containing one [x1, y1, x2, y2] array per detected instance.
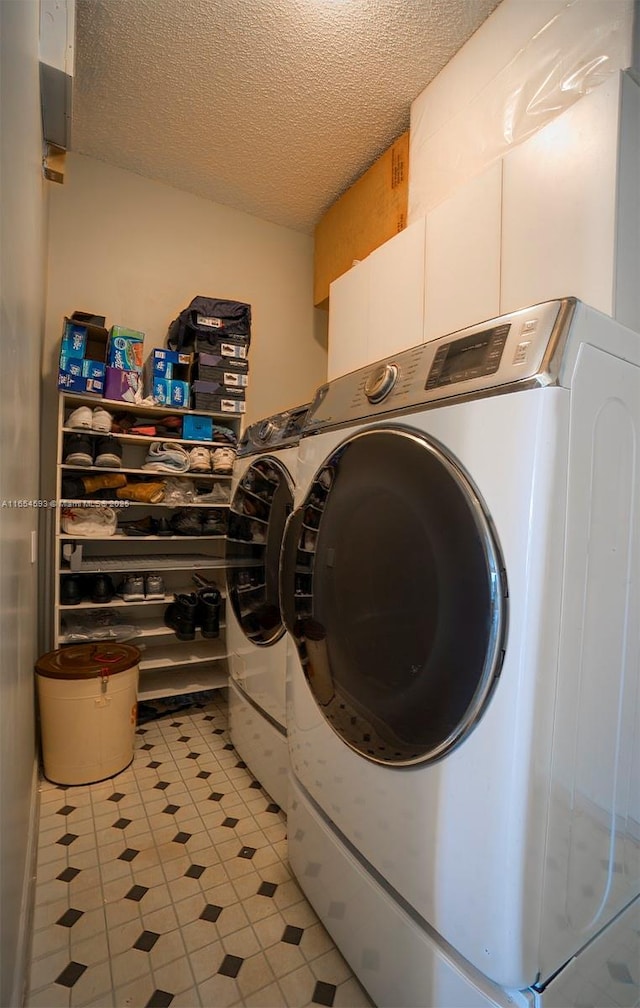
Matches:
[[167, 296, 251, 352]]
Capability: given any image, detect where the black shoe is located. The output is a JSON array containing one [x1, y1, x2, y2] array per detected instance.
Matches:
[[200, 509, 227, 536], [228, 514, 252, 541], [119, 516, 173, 537], [94, 436, 123, 468], [169, 509, 203, 536], [197, 587, 221, 638], [60, 574, 84, 605], [90, 573, 115, 604], [61, 476, 86, 500], [63, 433, 94, 466], [164, 593, 198, 640], [119, 516, 157, 537]]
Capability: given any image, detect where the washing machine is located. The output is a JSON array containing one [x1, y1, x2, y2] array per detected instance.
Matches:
[[279, 298, 640, 1007], [225, 403, 309, 810]]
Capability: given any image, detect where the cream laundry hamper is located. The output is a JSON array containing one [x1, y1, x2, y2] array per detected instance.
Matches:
[[35, 642, 141, 785]]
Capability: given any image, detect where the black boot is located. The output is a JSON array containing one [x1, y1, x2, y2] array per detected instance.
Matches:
[[60, 574, 85, 605], [90, 573, 115, 603], [197, 588, 221, 639], [164, 593, 198, 641]]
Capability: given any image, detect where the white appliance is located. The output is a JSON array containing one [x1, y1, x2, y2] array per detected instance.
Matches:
[[279, 298, 640, 1007], [225, 404, 309, 810]]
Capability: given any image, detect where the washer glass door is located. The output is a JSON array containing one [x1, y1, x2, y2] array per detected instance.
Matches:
[[227, 457, 293, 646], [285, 426, 507, 765]]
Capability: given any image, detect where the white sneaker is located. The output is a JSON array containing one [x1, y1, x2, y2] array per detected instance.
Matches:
[[116, 574, 145, 601], [67, 406, 93, 430], [92, 407, 113, 432], [144, 573, 165, 600], [188, 446, 212, 473], [211, 447, 236, 474]]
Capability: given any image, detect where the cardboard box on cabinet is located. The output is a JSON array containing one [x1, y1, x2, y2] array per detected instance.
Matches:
[[313, 131, 409, 308]]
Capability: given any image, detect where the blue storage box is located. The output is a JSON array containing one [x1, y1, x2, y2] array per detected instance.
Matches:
[[182, 414, 214, 441]]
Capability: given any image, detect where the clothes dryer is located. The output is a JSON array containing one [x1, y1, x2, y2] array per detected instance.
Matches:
[[225, 403, 309, 810], [280, 299, 640, 1006]]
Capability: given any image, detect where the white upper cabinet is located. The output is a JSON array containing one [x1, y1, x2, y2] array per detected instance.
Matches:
[[328, 71, 640, 380], [501, 71, 640, 329], [327, 257, 370, 380], [423, 161, 502, 343], [327, 219, 426, 380], [367, 219, 426, 362]]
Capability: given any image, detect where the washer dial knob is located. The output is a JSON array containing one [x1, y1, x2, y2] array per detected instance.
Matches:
[[257, 419, 276, 443], [364, 363, 398, 403]]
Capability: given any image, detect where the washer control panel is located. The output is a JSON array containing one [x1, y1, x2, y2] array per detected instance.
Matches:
[[304, 298, 576, 433], [238, 403, 311, 457]]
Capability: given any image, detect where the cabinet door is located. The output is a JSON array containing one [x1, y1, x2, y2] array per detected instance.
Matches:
[[367, 218, 426, 361], [424, 161, 502, 343], [501, 74, 620, 317], [327, 258, 370, 379]]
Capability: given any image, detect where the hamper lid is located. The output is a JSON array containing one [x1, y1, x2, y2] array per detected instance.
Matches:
[[35, 643, 141, 680]]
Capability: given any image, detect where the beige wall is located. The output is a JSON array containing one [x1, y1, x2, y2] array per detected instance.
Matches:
[[0, 1, 48, 1004], [42, 153, 328, 490]]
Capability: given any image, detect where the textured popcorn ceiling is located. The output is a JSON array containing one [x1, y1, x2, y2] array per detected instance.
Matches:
[[72, 0, 501, 233]]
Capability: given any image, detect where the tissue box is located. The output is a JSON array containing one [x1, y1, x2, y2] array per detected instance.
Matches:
[[142, 349, 193, 402], [144, 349, 193, 379], [151, 378, 190, 408], [57, 370, 105, 395], [107, 326, 145, 371], [60, 324, 89, 359], [58, 314, 109, 394], [104, 367, 140, 403], [59, 357, 106, 381]]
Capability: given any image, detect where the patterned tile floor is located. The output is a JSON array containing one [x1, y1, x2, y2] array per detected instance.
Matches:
[[26, 691, 374, 1008]]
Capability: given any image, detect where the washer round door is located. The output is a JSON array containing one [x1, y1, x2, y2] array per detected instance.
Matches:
[[227, 456, 294, 646], [282, 426, 508, 765]]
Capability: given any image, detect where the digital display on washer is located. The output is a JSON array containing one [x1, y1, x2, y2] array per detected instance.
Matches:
[[425, 323, 510, 390]]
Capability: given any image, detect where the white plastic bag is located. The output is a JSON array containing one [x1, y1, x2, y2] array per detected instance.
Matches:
[[61, 505, 117, 538]]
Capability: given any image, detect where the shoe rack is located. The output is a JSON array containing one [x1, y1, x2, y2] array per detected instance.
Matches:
[[53, 392, 245, 701]]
